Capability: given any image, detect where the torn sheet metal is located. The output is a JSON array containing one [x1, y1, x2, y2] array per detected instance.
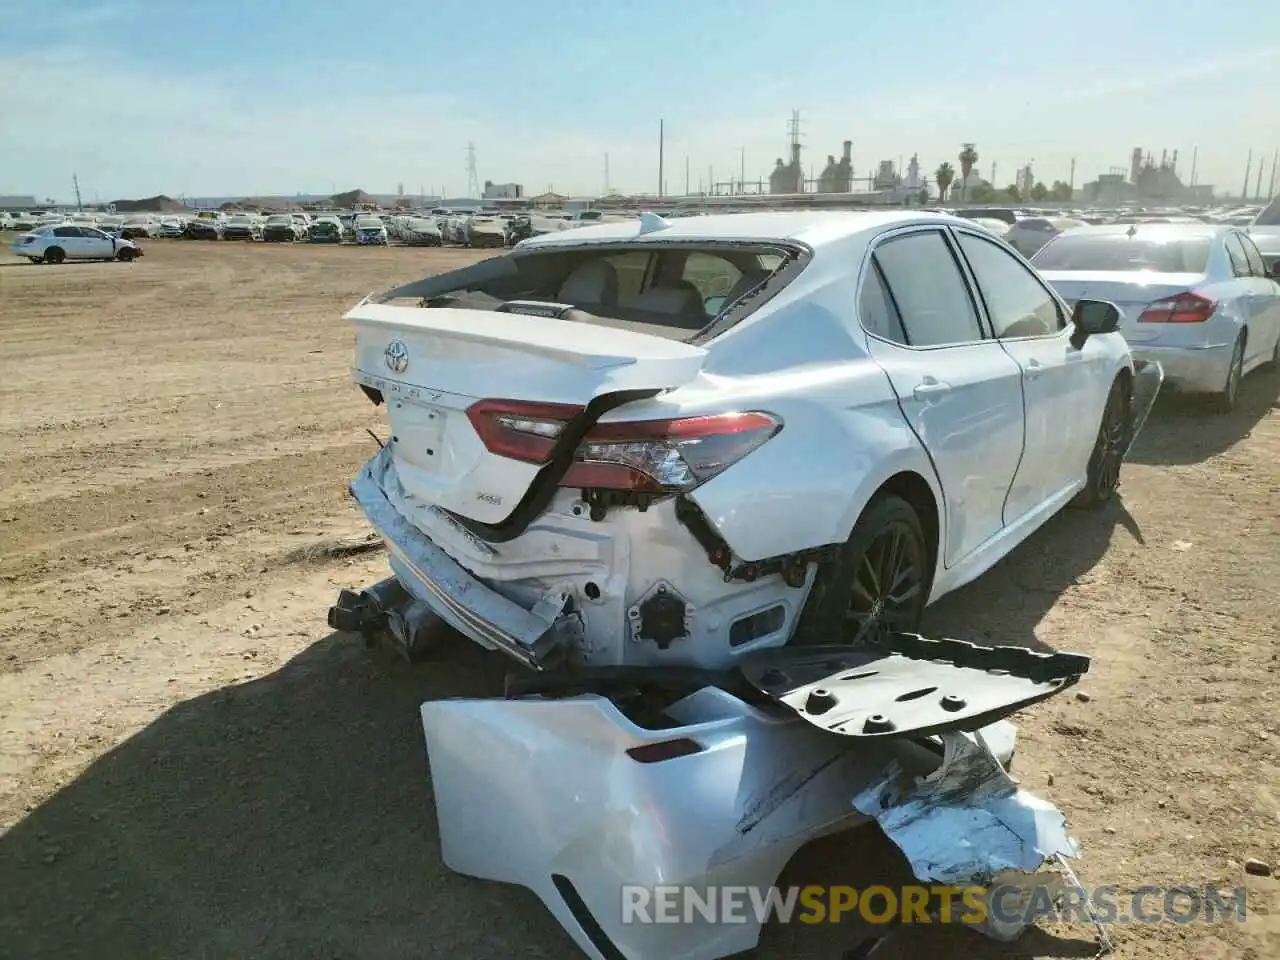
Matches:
[[422, 685, 1020, 960], [350, 447, 570, 668], [852, 730, 1078, 939], [1125, 359, 1163, 458]]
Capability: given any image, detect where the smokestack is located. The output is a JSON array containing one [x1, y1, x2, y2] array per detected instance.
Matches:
[[1130, 148, 1142, 184], [842, 140, 852, 162], [1160, 148, 1167, 169], [1171, 149, 1178, 175], [790, 141, 801, 168]]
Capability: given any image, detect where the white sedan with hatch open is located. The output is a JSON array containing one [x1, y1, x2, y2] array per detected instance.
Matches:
[[332, 210, 1160, 671]]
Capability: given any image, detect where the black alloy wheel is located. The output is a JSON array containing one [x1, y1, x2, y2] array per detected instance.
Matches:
[[843, 511, 928, 645]]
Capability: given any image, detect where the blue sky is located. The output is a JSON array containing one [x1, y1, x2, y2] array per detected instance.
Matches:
[[2, 0, 1277, 201]]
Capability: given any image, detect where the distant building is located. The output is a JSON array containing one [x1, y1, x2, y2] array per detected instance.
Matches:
[[1015, 165, 1035, 197], [0, 195, 39, 210], [816, 141, 853, 193], [769, 142, 804, 194], [482, 181, 523, 200], [528, 191, 569, 209], [872, 160, 900, 192]]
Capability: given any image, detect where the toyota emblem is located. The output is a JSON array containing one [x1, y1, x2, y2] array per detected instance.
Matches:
[[384, 338, 409, 374]]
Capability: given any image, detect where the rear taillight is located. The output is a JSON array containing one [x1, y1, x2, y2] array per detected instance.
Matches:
[[1138, 292, 1217, 323], [467, 399, 583, 463], [559, 411, 781, 493]]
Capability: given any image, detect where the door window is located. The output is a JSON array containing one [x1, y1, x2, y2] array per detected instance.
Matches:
[[858, 261, 909, 344], [52, 226, 78, 238], [870, 231, 984, 347], [956, 232, 1064, 338], [1239, 234, 1267, 277], [681, 252, 742, 305], [1224, 234, 1251, 278]]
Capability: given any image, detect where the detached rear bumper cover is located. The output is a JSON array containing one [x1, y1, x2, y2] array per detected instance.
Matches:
[[350, 447, 571, 668], [423, 641, 1088, 960]]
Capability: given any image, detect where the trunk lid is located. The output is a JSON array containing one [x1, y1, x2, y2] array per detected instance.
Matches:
[[1039, 270, 1203, 342], [348, 303, 708, 524]]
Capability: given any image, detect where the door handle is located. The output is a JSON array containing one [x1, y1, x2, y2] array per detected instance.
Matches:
[[913, 378, 952, 399], [1023, 358, 1043, 380]]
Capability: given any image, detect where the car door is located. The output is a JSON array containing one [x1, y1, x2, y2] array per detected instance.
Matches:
[[952, 229, 1100, 521], [51, 225, 86, 258], [1238, 232, 1280, 363], [859, 228, 1026, 569], [78, 227, 115, 259]]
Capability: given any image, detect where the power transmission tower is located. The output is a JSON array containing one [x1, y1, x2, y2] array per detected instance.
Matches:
[[465, 142, 481, 198]]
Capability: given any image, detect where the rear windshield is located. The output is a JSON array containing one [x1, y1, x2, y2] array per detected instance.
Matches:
[[1032, 234, 1211, 273], [1255, 197, 1280, 227], [377, 243, 799, 340]]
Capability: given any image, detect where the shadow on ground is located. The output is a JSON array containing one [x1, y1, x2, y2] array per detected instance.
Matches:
[[1126, 367, 1278, 466], [0, 504, 1140, 959]]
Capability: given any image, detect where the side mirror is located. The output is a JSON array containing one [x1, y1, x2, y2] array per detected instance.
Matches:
[[1070, 298, 1121, 349]]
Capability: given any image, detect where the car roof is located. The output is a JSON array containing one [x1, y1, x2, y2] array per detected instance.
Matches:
[[517, 210, 974, 250]]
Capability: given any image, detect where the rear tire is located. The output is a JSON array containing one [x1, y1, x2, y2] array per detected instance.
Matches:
[[1071, 377, 1130, 509], [44, 246, 65, 265], [1215, 333, 1245, 413], [793, 495, 929, 647]]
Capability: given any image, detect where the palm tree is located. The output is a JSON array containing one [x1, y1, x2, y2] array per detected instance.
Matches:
[[958, 143, 979, 202], [934, 162, 955, 202]]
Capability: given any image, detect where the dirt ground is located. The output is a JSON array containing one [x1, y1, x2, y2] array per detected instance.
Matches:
[[0, 238, 1276, 960]]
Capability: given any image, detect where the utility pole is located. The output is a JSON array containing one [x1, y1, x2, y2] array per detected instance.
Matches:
[[604, 153, 610, 195], [72, 174, 82, 212], [657, 120, 665, 198], [739, 147, 745, 194], [1189, 147, 1198, 187], [1241, 150, 1252, 201], [991, 162, 997, 187], [1068, 158, 1076, 194], [1256, 156, 1266, 200], [685, 156, 690, 196], [708, 166, 714, 196], [1269, 149, 1278, 198]]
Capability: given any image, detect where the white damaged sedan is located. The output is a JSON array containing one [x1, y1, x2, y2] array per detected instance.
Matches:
[[333, 210, 1153, 960], [335, 210, 1159, 670]]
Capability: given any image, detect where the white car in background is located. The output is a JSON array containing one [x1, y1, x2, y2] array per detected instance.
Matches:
[[11, 223, 143, 263], [338, 210, 1158, 671], [1034, 224, 1280, 412]]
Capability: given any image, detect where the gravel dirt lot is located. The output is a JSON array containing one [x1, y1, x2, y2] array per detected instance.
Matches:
[[0, 238, 1277, 960]]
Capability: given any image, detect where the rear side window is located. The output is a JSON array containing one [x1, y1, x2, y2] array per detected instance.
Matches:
[[681, 252, 742, 302], [870, 231, 983, 347], [1224, 235, 1250, 278], [1238, 235, 1267, 277], [859, 262, 908, 344], [53, 226, 77, 238], [957, 233, 1063, 338]]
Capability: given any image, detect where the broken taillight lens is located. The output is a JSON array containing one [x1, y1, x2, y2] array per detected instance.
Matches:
[[467, 399, 584, 463], [559, 411, 782, 493]]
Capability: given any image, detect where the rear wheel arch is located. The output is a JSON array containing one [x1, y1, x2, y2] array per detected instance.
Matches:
[[873, 470, 940, 586]]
